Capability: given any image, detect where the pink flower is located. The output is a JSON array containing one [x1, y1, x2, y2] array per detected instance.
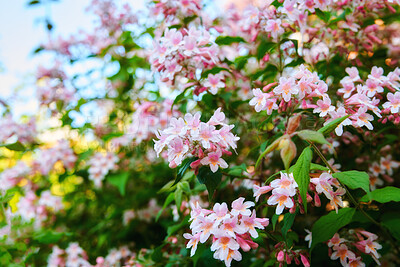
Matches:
[[231, 197, 254, 217], [253, 185, 273, 202], [249, 88, 267, 112], [209, 202, 230, 223], [183, 232, 201, 256], [273, 77, 298, 102], [313, 96, 335, 117], [331, 244, 356, 266], [351, 107, 374, 130], [204, 74, 224, 95], [383, 92, 400, 113], [167, 137, 189, 167], [270, 172, 298, 197], [327, 233, 346, 248], [200, 149, 228, 173], [193, 122, 219, 149], [267, 193, 294, 214], [265, 19, 284, 39], [238, 210, 269, 238]]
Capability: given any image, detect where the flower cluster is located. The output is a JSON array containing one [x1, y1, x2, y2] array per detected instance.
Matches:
[[184, 198, 269, 267], [0, 161, 31, 191], [154, 108, 239, 172], [310, 172, 346, 213], [275, 242, 310, 267], [48, 243, 134, 267], [328, 230, 382, 267], [150, 26, 219, 83], [253, 172, 298, 215], [33, 140, 77, 176], [368, 155, 400, 190], [87, 152, 119, 187], [339, 67, 400, 126], [0, 115, 37, 144], [16, 190, 63, 228], [36, 63, 75, 108], [152, 0, 202, 22], [111, 100, 180, 147]]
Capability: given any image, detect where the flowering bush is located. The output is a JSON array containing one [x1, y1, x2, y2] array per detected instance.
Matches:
[[1, 0, 400, 266]]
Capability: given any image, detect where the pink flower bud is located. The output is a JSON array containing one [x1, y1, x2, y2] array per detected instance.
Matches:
[[277, 251, 285, 262], [300, 254, 310, 267]]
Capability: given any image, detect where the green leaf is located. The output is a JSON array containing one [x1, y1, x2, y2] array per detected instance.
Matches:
[[33, 230, 65, 244], [257, 41, 276, 60], [196, 167, 222, 200], [201, 67, 229, 79], [271, 214, 279, 231], [310, 163, 329, 171], [227, 163, 247, 177], [107, 172, 130, 196], [281, 211, 296, 238], [151, 243, 166, 262], [311, 208, 355, 250], [175, 157, 197, 186], [0, 142, 26, 151], [215, 36, 246, 46], [183, 15, 197, 25], [167, 215, 190, 237], [360, 186, 400, 203], [292, 147, 312, 212], [297, 130, 329, 145], [382, 213, 400, 241], [332, 171, 370, 194], [27, 0, 40, 5], [255, 137, 282, 169], [174, 188, 183, 209], [156, 193, 175, 222], [315, 8, 330, 23], [171, 88, 191, 110], [318, 115, 350, 136]]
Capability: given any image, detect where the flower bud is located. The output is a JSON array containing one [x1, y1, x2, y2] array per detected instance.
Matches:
[[287, 114, 302, 135]]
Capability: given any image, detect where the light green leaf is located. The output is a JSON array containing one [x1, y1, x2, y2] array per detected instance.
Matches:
[[297, 130, 329, 145], [107, 172, 130, 196], [292, 147, 312, 212], [318, 115, 350, 136], [360, 186, 400, 203]]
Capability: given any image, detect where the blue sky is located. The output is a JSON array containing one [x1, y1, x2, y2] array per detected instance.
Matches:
[[0, 0, 145, 117]]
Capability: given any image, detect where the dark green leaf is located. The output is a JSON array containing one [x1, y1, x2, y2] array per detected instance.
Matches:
[[215, 36, 246, 46], [167, 215, 190, 237], [156, 193, 175, 222], [332, 171, 370, 194], [33, 230, 65, 244], [175, 157, 197, 186], [196, 167, 222, 200], [311, 208, 355, 250], [257, 41, 276, 60], [360, 186, 400, 203], [382, 213, 400, 241], [0, 142, 25, 151], [292, 147, 312, 212], [201, 67, 229, 79], [281, 211, 296, 238]]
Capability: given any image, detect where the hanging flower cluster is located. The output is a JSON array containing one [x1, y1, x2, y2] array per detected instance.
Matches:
[[184, 198, 269, 267], [87, 152, 119, 187], [328, 230, 382, 266], [154, 108, 239, 172], [150, 26, 219, 83]]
